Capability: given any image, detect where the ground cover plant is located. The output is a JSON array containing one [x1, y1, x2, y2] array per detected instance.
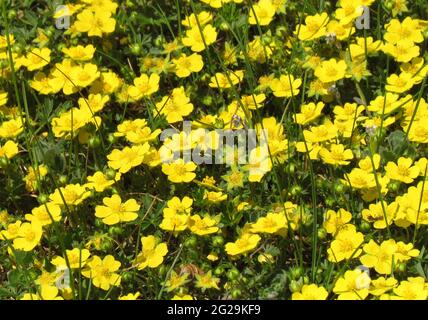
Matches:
[[0, 0, 428, 300]]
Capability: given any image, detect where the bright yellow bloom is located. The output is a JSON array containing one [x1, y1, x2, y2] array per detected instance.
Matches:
[[107, 143, 150, 173], [25, 203, 62, 227], [51, 248, 91, 269], [127, 73, 160, 101], [385, 157, 419, 183], [392, 277, 428, 300], [13, 220, 43, 251], [0, 140, 18, 159], [319, 144, 353, 166], [82, 255, 121, 290], [248, 0, 276, 26], [295, 102, 325, 125], [189, 214, 219, 236], [74, 9, 116, 37], [292, 284, 329, 300], [155, 86, 194, 123], [0, 118, 24, 139], [209, 70, 244, 89], [23, 48, 51, 71], [95, 194, 140, 225], [49, 183, 91, 207], [323, 208, 352, 235], [172, 53, 204, 78], [62, 44, 96, 61], [270, 74, 302, 98], [384, 17, 424, 45], [225, 233, 261, 256], [85, 171, 120, 192], [135, 235, 168, 270], [315, 59, 347, 83], [362, 201, 397, 229], [182, 24, 217, 52], [295, 12, 328, 41], [162, 159, 197, 183], [333, 269, 370, 300], [251, 212, 287, 234], [21, 285, 64, 300], [327, 228, 364, 262], [360, 239, 398, 274]]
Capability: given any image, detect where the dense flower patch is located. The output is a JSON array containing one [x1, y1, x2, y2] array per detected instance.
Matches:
[[0, 0, 428, 300]]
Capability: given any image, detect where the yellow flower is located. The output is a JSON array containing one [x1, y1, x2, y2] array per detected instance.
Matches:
[[333, 269, 370, 300], [23, 48, 51, 71], [62, 44, 96, 61], [85, 171, 120, 192], [195, 271, 220, 291], [0, 221, 21, 240], [51, 248, 91, 269], [360, 239, 398, 274], [25, 203, 62, 227], [319, 144, 353, 166], [384, 17, 424, 45], [335, 1, 364, 25], [225, 233, 261, 256], [327, 228, 364, 262], [0, 118, 24, 139], [155, 86, 194, 123], [392, 277, 428, 300], [362, 201, 397, 229], [70, 63, 100, 88], [182, 24, 217, 52], [171, 294, 193, 300], [164, 196, 193, 215], [172, 53, 204, 78], [383, 39, 420, 63], [344, 168, 376, 189], [209, 70, 244, 89], [203, 190, 227, 203], [50, 183, 90, 207], [127, 73, 160, 101], [51, 107, 98, 139], [292, 284, 329, 300], [385, 72, 415, 93], [369, 277, 398, 296], [0, 140, 18, 159], [13, 220, 43, 251], [78, 94, 109, 114], [82, 255, 121, 290], [74, 9, 116, 37], [24, 165, 48, 192], [107, 143, 150, 173], [294, 12, 329, 41], [315, 59, 347, 83], [95, 194, 140, 225], [188, 214, 219, 236], [295, 102, 325, 125], [385, 157, 419, 183], [119, 292, 141, 300], [181, 11, 213, 28], [162, 159, 197, 183], [303, 123, 337, 143], [270, 74, 302, 98], [135, 235, 168, 270], [248, 0, 276, 26], [323, 208, 352, 235], [21, 285, 64, 300], [251, 212, 287, 234]]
